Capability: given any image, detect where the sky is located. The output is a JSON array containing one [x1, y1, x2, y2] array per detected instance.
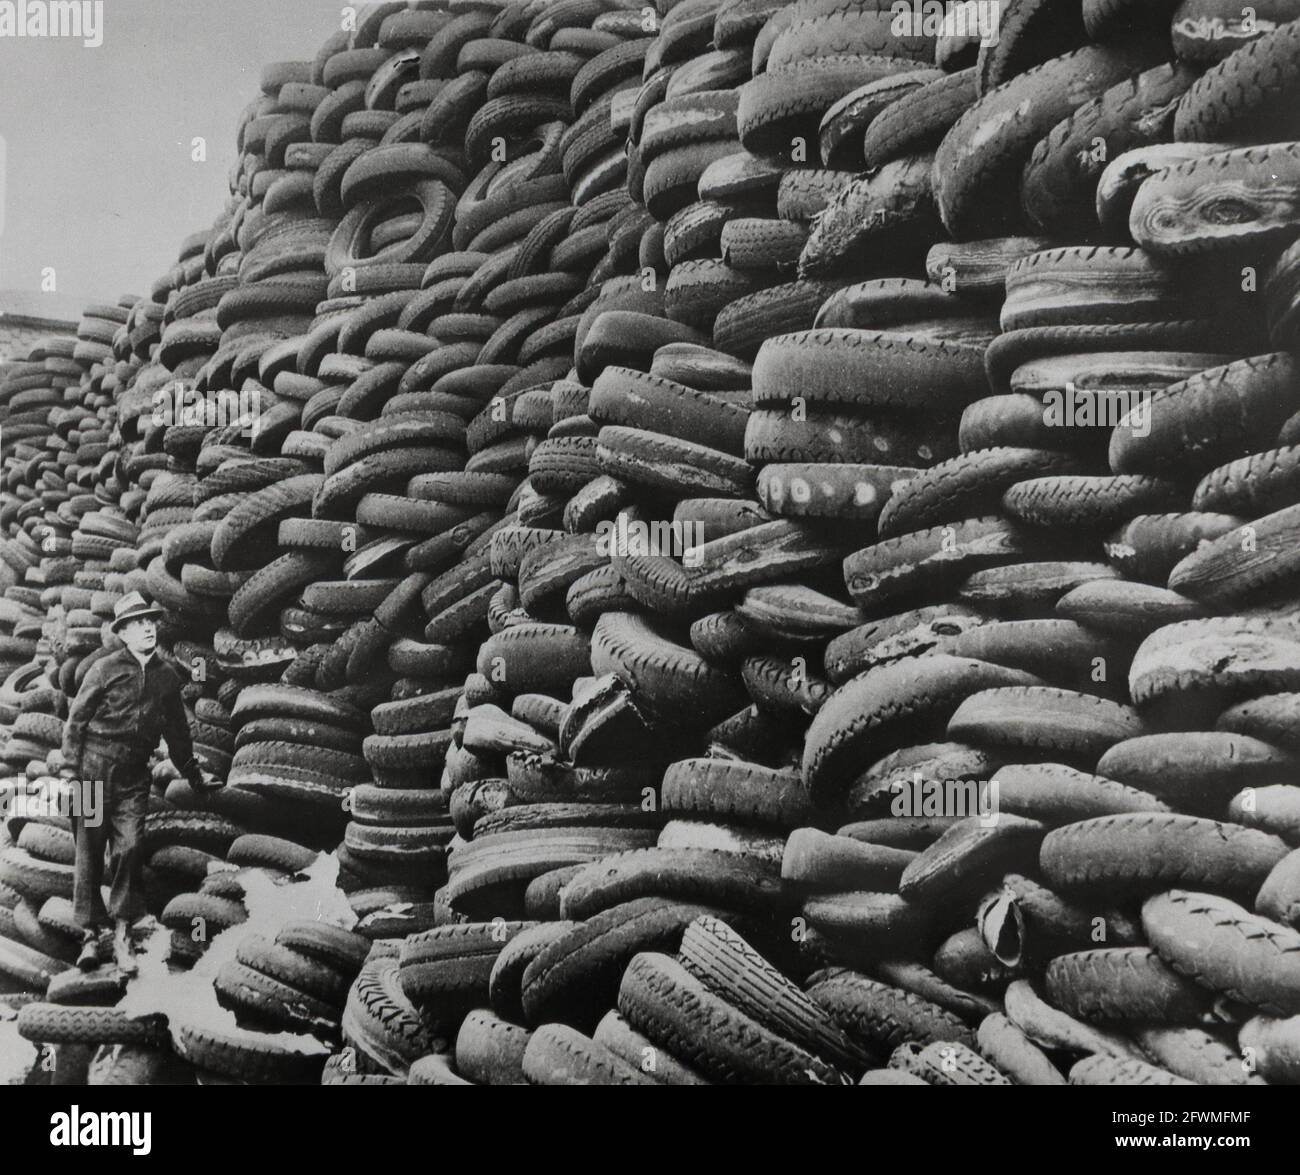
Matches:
[[0, 0, 346, 308]]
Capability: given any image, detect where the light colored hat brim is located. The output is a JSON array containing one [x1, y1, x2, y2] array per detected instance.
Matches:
[[110, 607, 165, 631]]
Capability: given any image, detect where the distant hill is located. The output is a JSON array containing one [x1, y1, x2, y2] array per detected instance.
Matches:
[[0, 288, 90, 362], [0, 288, 100, 327]]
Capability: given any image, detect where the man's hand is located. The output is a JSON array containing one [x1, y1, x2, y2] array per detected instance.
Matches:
[[179, 756, 223, 793], [192, 769, 225, 793]]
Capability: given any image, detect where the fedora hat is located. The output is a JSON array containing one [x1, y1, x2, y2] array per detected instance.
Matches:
[[110, 591, 165, 632]]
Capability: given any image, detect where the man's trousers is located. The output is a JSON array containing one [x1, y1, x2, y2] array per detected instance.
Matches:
[[71, 744, 150, 930]]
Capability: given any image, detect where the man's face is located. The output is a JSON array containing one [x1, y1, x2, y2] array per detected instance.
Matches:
[[119, 617, 157, 656]]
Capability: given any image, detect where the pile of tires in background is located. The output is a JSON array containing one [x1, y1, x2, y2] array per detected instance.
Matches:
[[3, 0, 1300, 1085]]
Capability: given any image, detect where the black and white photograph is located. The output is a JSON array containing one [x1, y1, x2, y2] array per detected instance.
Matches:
[[0, 0, 1296, 1128]]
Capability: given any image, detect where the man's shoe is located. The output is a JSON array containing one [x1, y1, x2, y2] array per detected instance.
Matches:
[[76, 931, 102, 972], [112, 923, 138, 977]]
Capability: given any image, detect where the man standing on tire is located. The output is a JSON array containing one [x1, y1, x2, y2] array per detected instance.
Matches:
[[58, 592, 221, 975]]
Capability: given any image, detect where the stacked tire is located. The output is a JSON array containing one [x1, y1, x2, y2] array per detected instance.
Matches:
[[5, 0, 1300, 1086]]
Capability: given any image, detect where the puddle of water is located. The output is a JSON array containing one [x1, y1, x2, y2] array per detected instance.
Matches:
[[117, 852, 357, 1059], [0, 1017, 37, 1084], [0, 848, 358, 1082]]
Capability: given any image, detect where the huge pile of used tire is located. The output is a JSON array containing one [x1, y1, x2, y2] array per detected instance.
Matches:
[[2, 0, 1300, 1086]]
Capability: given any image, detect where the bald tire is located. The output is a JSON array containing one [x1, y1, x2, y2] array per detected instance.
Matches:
[[801, 654, 1041, 805], [976, 1013, 1067, 1085], [520, 898, 719, 1030], [522, 1023, 656, 1085], [752, 328, 988, 415], [453, 1009, 531, 1086], [1040, 813, 1290, 898], [935, 42, 1165, 239], [1069, 1054, 1193, 1085], [1021, 63, 1198, 236], [946, 687, 1145, 765], [591, 1011, 710, 1084], [1044, 948, 1214, 1024], [558, 848, 784, 923], [877, 448, 1082, 539]]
